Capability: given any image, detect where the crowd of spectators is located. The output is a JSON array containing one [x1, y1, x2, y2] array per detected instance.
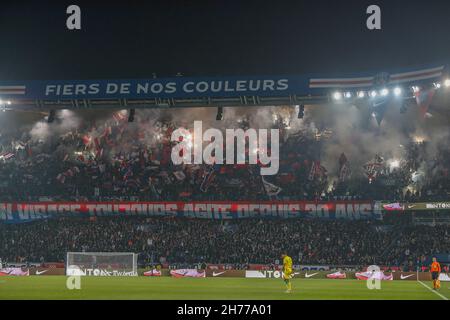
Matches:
[[0, 111, 448, 202], [1, 216, 448, 269], [0, 111, 448, 271]]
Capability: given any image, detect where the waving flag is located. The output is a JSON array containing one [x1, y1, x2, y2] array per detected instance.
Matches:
[[372, 97, 390, 126], [200, 164, 219, 192], [261, 177, 282, 196], [173, 171, 186, 181], [415, 88, 435, 118], [338, 153, 351, 182], [363, 155, 384, 181], [0, 152, 15, 160], [308, 161, 326, 181]]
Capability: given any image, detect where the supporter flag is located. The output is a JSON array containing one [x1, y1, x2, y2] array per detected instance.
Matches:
[[308, 161, 317, 181], [123, 168, 133, 181], [372, 97, 390, 126], [65, 168, 74, 177], [363, 155, 384, 181], [261, 177, 282, 196], [113, 111, 127, 124], [414, 88, 435, 118], [308, 161, 325, 181], [173, 171, 186, 181], [0, 152, 15, 160], [26, 144, 33, 157], [15, 141, 26, 150], [93, 137, 102, 157], [82, 135, 91, 146], [56, 173, 66, 184], [338, 153, 351, 182], [101, 126, 112, 139], [200, 164, 219, 192], [96, 148, 103, 159]]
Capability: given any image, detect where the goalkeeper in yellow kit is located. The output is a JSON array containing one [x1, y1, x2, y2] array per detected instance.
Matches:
[[281, 253, 293, 293]]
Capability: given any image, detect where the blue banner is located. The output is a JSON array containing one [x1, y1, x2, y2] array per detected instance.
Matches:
[[0, 63, 445, 101]]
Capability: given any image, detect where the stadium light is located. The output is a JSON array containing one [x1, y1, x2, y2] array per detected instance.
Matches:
[[389, 159, 400, 170], [434, 82, 441, 89], [344, 92, 352, 99], [413, 136, 425, 144], [332, 92, 342, 100], [0, 99, 11, 111], [370, 90, 377, 98], [357, 91, 366, 98], [128, 109, 135, 122], [216, 107, 223, 121], [393, 87, 402, 96], [444, 79, 450, 87], [380, 88, 389, 96]]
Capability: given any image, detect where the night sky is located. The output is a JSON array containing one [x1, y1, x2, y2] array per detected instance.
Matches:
[[0, 0, 450, 80]]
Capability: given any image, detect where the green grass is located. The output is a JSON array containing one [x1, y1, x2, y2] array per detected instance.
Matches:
[[0, 277, 449, 300]]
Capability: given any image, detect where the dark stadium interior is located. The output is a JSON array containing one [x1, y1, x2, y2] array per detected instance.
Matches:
[[1, 0, 450, 79], [0, 1, 449, 301]]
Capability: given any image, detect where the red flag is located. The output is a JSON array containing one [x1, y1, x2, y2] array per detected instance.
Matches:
[[415, 88, 435, 118], [82, 135, 91, 146]]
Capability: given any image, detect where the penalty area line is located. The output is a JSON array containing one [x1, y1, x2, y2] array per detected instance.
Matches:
[[417, 280, 448, 300]]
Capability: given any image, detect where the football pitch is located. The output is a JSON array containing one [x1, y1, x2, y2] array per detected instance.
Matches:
[[0, 277, 449, 300]]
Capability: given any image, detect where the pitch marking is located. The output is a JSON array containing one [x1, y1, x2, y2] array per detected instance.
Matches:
[[418, 280, 448, 300]]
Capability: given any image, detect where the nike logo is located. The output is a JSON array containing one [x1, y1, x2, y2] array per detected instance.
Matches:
[[407, 205, 416, 209], [400, 274, 414, 279], [305, 272, 318, 278], [36, 270, 48, 275], [212, 271, 226, 277]]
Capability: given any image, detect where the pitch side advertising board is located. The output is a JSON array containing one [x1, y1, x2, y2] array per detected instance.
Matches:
[[66, 266, 138, 276], [28, 268, 66, 276]]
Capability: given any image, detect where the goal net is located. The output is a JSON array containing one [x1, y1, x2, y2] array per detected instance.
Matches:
[[66, 252, 138, 276]]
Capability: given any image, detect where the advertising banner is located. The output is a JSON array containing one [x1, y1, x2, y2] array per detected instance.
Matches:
[[0, 64, 443, 101], [28, 268, 66, 276], [245, 270, 300, 279], [355, 271, 393, 281], [438, 273, 450, 282], [205, 270, 245, 278], [326, 271, 347, 279], [66, 266, 137, 276], [170, 269, 206, 278], [143, 269, 162, 277], [0, 268, 29, 276], [0, 201, 382, 223], [383, 201, 450, 211]]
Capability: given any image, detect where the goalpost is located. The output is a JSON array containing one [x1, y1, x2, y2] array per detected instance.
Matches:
[[66, 252, 138, 276]]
